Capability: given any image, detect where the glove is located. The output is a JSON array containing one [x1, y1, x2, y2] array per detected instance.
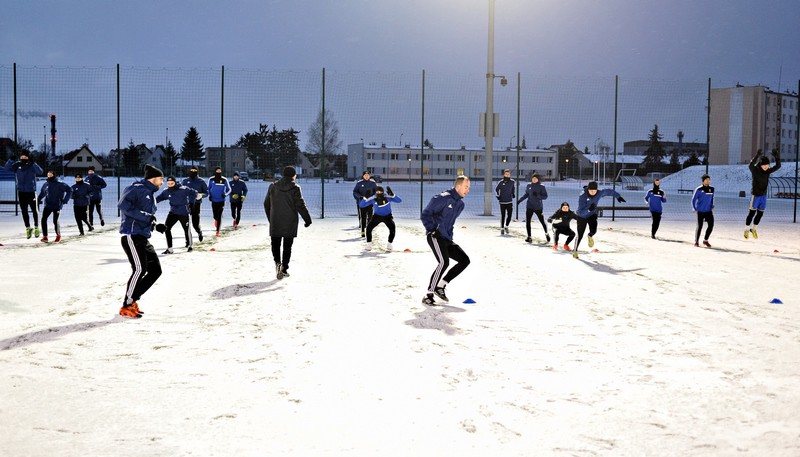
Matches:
[[547, 218, 553, 223], [304, 221, 312, 228], [588, 203, 596, 211], [617, 196, 626, 203], [772, 147, 780, 158], [196, 193, 204, 200], [155, 223, 166, 234], [386, 186, 394, 196], [240, 195, 245, 203], [232, 193, 239, 200], [149, 215, 157, 224]]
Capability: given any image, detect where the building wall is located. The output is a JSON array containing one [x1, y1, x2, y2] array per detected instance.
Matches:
[[205, 147, 247, 176], [347, 143, 558, 181], [711, 86, 798, 164]]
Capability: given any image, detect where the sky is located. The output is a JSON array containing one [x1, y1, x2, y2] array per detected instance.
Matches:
[[4, 0, 798, 86], [1, 0, 799, 157]]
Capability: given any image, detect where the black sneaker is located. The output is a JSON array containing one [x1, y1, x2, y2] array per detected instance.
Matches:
[[421, 295, 436, 306], [525, 237, 532, 243], [434, 287, 449, 303], [282, 270, 290, 278], [100, 219, 105, 227], [546, 233, 551, 242], [276, 263, 284, 280], [162, 248, 173, 254], [187, 246, 193, 252], [88, 225, 94, 232], [198, 232, 204, 242]]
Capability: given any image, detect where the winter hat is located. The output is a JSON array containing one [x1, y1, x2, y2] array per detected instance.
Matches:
[[87, 166, 95, 171], [362, 170, 370, 177], [758, 156, 770, 166], [233, 171, 239, 177], [532, 173, 540, 181], [166, 176, 177, 183], [143, 164, 164, 180], [560, 201, 570, 208], [701, 174, 710, 181], [75, 172, 83, 178], [283, 166, 296, 178], [587, 181, 598, 190], [375, 186, 385, 193]]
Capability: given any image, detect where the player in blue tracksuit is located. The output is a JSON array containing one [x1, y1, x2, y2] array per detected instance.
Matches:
[[37, 171, 72, 242], [572, 181, 625, 258], [692, 174, 715, 247], [182, 165, 209, 241], [207, 167, 231, 235], [495, 169, 516, 234], [353, 171, 378, 237], [744, 148, 781, 239], [70, 173, 94, 236], [229, 172, 248, 229], [156, 176, 198, 254], [4, 152, 43, 238], [84, 166, 107, 226], [359, 185, 401, 251], [118, 164, 164, 318], [517, 173, 549, 243], [644, 178, 666, 239], [420, 176, 471, 306]]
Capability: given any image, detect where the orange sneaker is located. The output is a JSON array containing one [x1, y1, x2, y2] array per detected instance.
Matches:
[[131, 301, 143, 315], [552, 244, 558, 250], [119, 305, 141, 318], [563, 244, 572, 251], [54, 235, 61, 242]]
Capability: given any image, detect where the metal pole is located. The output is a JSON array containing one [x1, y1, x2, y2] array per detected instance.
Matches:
[[794, 79, 799, 223], [321, 68, 326, 219], [116, 64, 121, 216], [483, 0, 495, 216], [220, 65, 224, 172], [13, 63, 19, 215], [420, 69, 425, 216], [612, 75, 618, 222], [515, 72, 521, 221], [705, 77, 710, 174]]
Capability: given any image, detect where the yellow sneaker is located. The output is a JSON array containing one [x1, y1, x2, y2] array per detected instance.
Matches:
[[743, 229, 749, 239], [587, 236, 594, 248], [750, 228, 758, 239]]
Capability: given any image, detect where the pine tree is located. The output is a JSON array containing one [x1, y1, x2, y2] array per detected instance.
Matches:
[[642, 125, 665, 171], [181, 127, 204, 166], [161, 140, 179, 175], [235, 124, 269, 176], [123, 140, 140, 175]]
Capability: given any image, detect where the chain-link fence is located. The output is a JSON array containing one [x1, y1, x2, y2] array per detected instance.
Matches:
[[1, 65, 797, 221]]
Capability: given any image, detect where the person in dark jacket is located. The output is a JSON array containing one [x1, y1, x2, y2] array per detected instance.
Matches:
[[547, 202, 577, 250], [495, 169, 516, 234], [118, 164, 164, 318], [744, 148, 781, 239], [37, 170, 72, 243], [182, 165, 209, 242], [3, 151, 43, 238], [692, 174, 715, 247], [359, 185, 401, 251], [517, 173, 549, 243], [352, 171, 377, 237], [207, 166, 231, 236], [85, 166, 107, 227], [155, 176, 197, 254], [644, 178, 666, 239], [264, 166, 312, 280], [420, 176, 471, 306], [572, 181, 625, 259], [71, 173, 94, 236], [229, 172, 248, 229]]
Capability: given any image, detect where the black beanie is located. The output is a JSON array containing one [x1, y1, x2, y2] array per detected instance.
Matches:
[[144, 164, 164, 180], [758, 156, 770, 166], [283, 166, 296, 178], [587, 181, 598, 190]]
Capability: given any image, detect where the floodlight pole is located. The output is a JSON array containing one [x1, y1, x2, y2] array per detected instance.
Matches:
[[483, 0, 496, 216]]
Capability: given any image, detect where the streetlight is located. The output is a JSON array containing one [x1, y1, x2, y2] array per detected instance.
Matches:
[[400, 133, 404, 147], [565, 158, 569, 179], [408, 156, 412, 183], [482, 0, 508, 216]]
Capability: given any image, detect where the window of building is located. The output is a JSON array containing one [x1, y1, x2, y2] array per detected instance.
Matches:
[[87, 156, 93, 162], [783, 114, 786, 123], [474, 155, 482, 162], [367, 153, 375, 160], [456, 155, 465, 161], [782, 129, 786, 138], [444, 155, 453, 161], [77, 156, 83, 162], [390, 153, 399, 160]]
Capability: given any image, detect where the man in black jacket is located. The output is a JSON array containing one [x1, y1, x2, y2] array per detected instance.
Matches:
[[264, 166, 312, 280]]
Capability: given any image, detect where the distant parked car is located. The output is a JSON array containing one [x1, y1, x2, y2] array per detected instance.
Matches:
[[237, 171, 249, 181]]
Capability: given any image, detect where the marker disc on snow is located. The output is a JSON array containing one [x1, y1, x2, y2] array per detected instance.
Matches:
[[774, 249, 779, 253], [770, 298, 783, 304], [404, 248, 411, 252], [210, 248, 216, 252], [463, 298, 476, 304]]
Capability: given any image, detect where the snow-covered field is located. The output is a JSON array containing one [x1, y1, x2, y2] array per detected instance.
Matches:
[[1, 167, 799, 456]]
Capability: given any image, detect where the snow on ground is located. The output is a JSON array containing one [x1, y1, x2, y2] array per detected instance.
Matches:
[[1, 166, 800, 456], [1, 182, 799, 457]]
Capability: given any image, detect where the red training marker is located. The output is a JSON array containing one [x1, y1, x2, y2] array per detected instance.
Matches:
[[210, 248, 216, 252], [404, 248, 411, 252], [774, 249, 779, 253]]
